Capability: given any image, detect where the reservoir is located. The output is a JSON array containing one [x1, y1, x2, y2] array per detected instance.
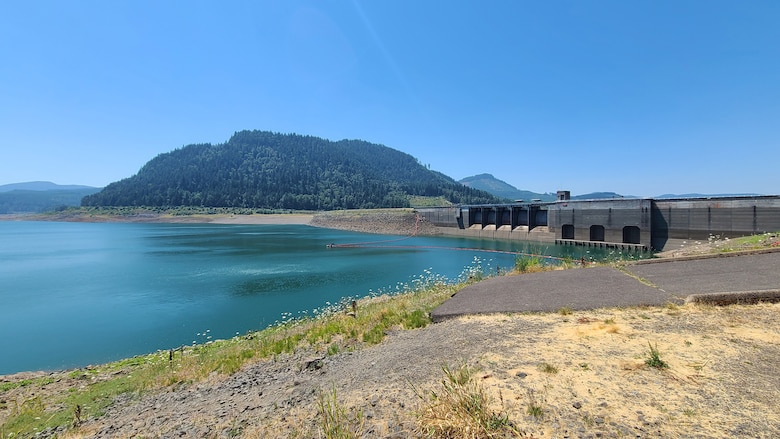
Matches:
[[0, 221, 620, 374]]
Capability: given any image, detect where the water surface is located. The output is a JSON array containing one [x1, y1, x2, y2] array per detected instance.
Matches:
[[0, 221, 613, 374]]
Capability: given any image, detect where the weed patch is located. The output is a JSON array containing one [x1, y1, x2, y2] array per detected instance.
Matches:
[[416, 364, 518, 438], [318, 387, 364, 439], [645, 342, 669, 369]]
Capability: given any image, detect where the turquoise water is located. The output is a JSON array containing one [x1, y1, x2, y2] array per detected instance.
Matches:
[[0, 221, 616, 374]]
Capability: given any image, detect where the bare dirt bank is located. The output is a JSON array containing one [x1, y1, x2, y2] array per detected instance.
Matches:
[[1, 208, 435, 236], [309, 209, 441, 236]]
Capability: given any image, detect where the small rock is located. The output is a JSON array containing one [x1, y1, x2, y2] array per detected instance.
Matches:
[[516, 372, 528, 379], [302, 357, 325, 371], [572, 401, 582, 409]]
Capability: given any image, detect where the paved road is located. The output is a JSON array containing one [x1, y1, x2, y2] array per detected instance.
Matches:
[[431, 250, 780, 322]]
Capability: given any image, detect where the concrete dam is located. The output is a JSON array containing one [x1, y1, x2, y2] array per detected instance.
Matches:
[[416, 192, 780, 251]]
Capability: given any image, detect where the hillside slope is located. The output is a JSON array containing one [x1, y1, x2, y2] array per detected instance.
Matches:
[[83, 131, 501, 210], [0, 185, 100, 213]]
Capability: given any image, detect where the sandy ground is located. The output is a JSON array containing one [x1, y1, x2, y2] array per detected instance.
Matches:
[[3, 302, 776, 438]]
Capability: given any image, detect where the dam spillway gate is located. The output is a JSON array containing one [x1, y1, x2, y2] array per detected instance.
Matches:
[[416, 194, 780, 252]]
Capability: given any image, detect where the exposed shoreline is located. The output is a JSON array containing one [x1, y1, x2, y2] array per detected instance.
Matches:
[[0, 211, 314, 225], [0, 208, 442, 237]]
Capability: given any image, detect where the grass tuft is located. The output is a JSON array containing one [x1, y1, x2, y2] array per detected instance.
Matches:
[[416, 364, 519, 438], [538, 362, 559, 374], [645, 342, 669, 369], [525, 388, 545, 419], [516, 256, 544, 273], [318, 387, 364, 439]]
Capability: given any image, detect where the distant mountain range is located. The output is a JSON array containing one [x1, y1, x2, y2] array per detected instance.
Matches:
[[571, 192, 629, 200], [0, 182, 101, 214], [458, 174, 626, 201], [458, 174, 556, 201], [4, 147, 767, 214], [0, 181, 98, 192], [654, 193, 763, 199], [457, 174, 767, 202]]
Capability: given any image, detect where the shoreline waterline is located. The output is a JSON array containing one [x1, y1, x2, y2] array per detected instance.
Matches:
[[2, 219, 538, 375], [0, 212, 314, 225]]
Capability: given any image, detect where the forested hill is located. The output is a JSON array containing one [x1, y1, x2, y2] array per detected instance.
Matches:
[[82, 131, 502, 210]]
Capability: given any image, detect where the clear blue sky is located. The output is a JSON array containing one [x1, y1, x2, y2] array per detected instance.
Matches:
[[1, 1, 778, 197]]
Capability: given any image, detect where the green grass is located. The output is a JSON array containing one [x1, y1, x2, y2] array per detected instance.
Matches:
[[0, 376, 56, 393], [715, 231, 780, 252], [1, 375, 138, 436], [526, 404, 544, 418], [645, 342, 669, 369], [515, 255, 544, 273], [525, 388, 545, 419], [408, 196, 452, 207], [318, 387, 364, 439]]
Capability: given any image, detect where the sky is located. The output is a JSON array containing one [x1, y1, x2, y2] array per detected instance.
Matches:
[[1, 1, 778, 197]]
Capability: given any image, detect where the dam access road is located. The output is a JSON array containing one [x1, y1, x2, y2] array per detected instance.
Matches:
[[431, 249, 780, 322]]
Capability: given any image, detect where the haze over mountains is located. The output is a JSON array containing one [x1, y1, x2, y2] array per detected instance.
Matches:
[[457, 174, 765, 201], [0, 182, 100, 214], [0, 181, 98, 192], [459, 174, 557, 202], [458, 174, 625, 201]]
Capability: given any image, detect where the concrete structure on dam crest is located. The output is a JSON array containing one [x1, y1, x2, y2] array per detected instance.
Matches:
[[416, 191, 780, 252]]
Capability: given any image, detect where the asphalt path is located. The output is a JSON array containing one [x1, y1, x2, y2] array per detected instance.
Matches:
[[431, 250, 780, 322]]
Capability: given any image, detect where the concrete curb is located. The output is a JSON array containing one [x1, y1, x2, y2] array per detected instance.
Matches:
[[631, 247, 780, 265], [685, 289, 780, 306]]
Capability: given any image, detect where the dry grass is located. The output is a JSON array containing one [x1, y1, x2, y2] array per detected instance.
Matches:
[[416, 364, 521, 438]]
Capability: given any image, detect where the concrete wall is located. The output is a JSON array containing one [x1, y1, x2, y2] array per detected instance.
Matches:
[[416, 207, 461, 228], [417, 196, 780, 251], [651, 196, 780, 250], [547, 199, 652, 248]]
